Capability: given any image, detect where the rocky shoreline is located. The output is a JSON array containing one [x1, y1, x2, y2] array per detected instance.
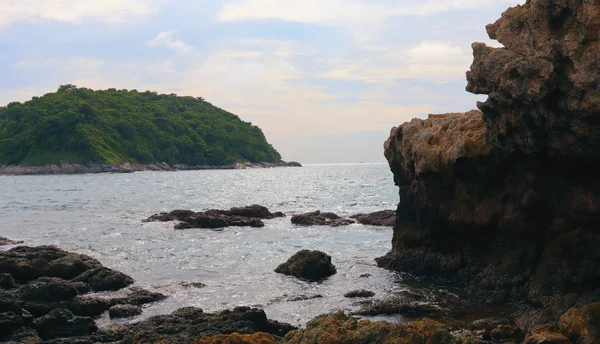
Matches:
[[0, 161, 302, 176]]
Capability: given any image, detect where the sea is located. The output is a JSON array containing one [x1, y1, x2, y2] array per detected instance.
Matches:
[[0, 163, 412, 326]]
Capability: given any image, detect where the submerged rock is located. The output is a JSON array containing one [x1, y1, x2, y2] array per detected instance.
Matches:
[[290, 211, 354, 227], [275, 250, 337, 281], [144, 204, 284, 229], [379, 0, 600, 330], [353, 295, 441, 317], [350, 210, 396, 227], [0, 237, 23, 246]]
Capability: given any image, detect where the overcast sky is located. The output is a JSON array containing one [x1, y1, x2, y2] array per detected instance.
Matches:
[[0, 0, 524, 163]]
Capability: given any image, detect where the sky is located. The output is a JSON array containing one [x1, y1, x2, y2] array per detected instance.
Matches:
[[0, 0, 525, 163]]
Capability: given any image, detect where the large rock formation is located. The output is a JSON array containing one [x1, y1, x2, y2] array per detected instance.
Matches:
[[378, 0, 600, 326]]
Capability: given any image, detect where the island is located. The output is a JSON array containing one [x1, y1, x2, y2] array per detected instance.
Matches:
[[0, 85, 300, 174]]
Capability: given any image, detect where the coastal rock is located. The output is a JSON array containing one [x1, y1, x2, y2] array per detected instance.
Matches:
[[71, 267, 134, 292], [0, 237, 23, 246], [290, 211, 354, 227], [350, 210, 396, 227], [33, 309, 97, 340], [353, 295, 441, 317], [108, 304, 142, 319], [144, 204, 284, 229], [274, 250, 337, 281], [193, 332, 277, 344], [523, 324, 571, 344], [344, 290, 375, 298], [559, 303, 600, 344], [282, 311, 454, 344], [379, 0, 600, 327]]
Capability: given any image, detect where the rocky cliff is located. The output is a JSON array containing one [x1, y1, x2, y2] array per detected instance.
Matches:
[[378, 0, 600, 326]]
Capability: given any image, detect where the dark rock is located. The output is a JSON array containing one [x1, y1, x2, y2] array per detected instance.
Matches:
[[143, 209, 196, 222], [33, 309, 96, 340], [108, 304, 142, 319], [378, 0, 600, 327], [17, 277, 79, 302], [0, 273, 16, 289], [72, 267, 134, 291], [70, 296, 112, 317], [0, 237, 23, 246], [291, 210, 354, 227], [344, 290, 375, 298], [145, 205, 282, 229], [350, 210, 396, 227], [0, 311, 24, 335], [491, 324, 524, 340], [270, 294, 323, 303], [275, 250, 337, 281], [113, 287, 167, 306], [227, 204, 284, 219]]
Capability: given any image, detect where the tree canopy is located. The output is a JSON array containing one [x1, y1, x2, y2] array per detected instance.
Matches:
[[0, 85, 282, 166]]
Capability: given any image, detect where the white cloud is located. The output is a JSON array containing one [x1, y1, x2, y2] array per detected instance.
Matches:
[[147, 31, 194, 53], [0, 0, 163, 26], [217, 0, 525, 25]]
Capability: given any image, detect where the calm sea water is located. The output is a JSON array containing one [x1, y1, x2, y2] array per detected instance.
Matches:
[[0, 163, 409, 326]]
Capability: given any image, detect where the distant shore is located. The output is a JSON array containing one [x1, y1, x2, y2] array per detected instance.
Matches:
[[0, 161, 302, 176]]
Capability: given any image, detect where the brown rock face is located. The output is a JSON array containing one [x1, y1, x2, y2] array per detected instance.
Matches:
[[378, 0, 600, 314]]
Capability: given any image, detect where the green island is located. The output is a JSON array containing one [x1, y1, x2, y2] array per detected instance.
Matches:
[[0, 85, 283, 167]]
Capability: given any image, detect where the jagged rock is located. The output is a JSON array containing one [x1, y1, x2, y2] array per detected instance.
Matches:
[[379, 0, 600, 324], [344, 290, 375, 298], [108, 304, 142, 319], [70, 296, 112, 317], [559, 302, 600, 344], [269, 294, 323, 304], [282, 311, 454, 344], [523, 324, 571, 344], [17, 277, 80, 302], [290, 211, 354, 227], [112, 287, 167, 306], [0, 273, 16, 289], [33, 309, 96, 340], [274, 250, 336, 281], [350, 210, 396, 227], [194, 332, 277, 344]]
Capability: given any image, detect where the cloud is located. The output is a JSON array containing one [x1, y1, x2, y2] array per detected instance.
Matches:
[[217, 0, 524, 24], [147, 31, 194, 53], [0, 0, 163, 26]]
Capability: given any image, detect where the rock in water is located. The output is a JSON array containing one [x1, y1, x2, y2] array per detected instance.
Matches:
[[275, 250, 337, 281], [378, 0, 600, 322], [290, 211, 354, 227], [109, 304, 142, 319], [350, 210, 396, 227]]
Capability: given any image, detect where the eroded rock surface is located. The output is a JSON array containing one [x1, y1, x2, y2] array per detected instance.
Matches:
[[290, 210, 354, 227], [350, 210, 396, 227], [379, 0, 600, 329]]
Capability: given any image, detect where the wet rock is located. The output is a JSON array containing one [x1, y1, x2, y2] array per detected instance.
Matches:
[[353, 295, 441, 317], [113, 287, 167, 306], [350, 210, 396, 227], [33, 309, 96, 340], [559, 302, 600, 344], [270, 294, 323, 304], [72, 267, 134, 292], [291, 211, 354, 227], [275, 250, 337, 281], [70, 296, 112, 317], [109, 304, 142, 319], [17, 277, 79, 302], [469, 318, 512, 331], [0, 237, 23, 246], [523, 324, 571, 344], [227, 204, 285, 219], [344, 290, 375, 298], [282, 311, 454, 343], [491, 324, 524, 340], [143, 209, 196, 222]]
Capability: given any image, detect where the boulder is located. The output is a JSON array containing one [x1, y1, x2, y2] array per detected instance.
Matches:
[[275, 250, 337, 281], [559, 302, 600, 344], [108, 304, 142, 319], [350, 210, 396, 227], [33, 309, 96, 340], [17, 277, 79, 302], [291, 211, 354, 227], [72, 267, 134, 291]]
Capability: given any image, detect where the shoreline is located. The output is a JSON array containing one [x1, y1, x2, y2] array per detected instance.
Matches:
[[0, 160, 302, 176]]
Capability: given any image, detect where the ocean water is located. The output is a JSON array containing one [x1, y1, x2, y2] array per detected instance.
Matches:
[[0, 163, 409, 326]]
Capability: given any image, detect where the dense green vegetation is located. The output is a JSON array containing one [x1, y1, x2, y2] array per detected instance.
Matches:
[[0, 85, 282, 166]]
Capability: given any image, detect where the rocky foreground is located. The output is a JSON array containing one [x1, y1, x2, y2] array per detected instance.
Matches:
[[0, 161, 302, 175], [378, 0, 600, 341]]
